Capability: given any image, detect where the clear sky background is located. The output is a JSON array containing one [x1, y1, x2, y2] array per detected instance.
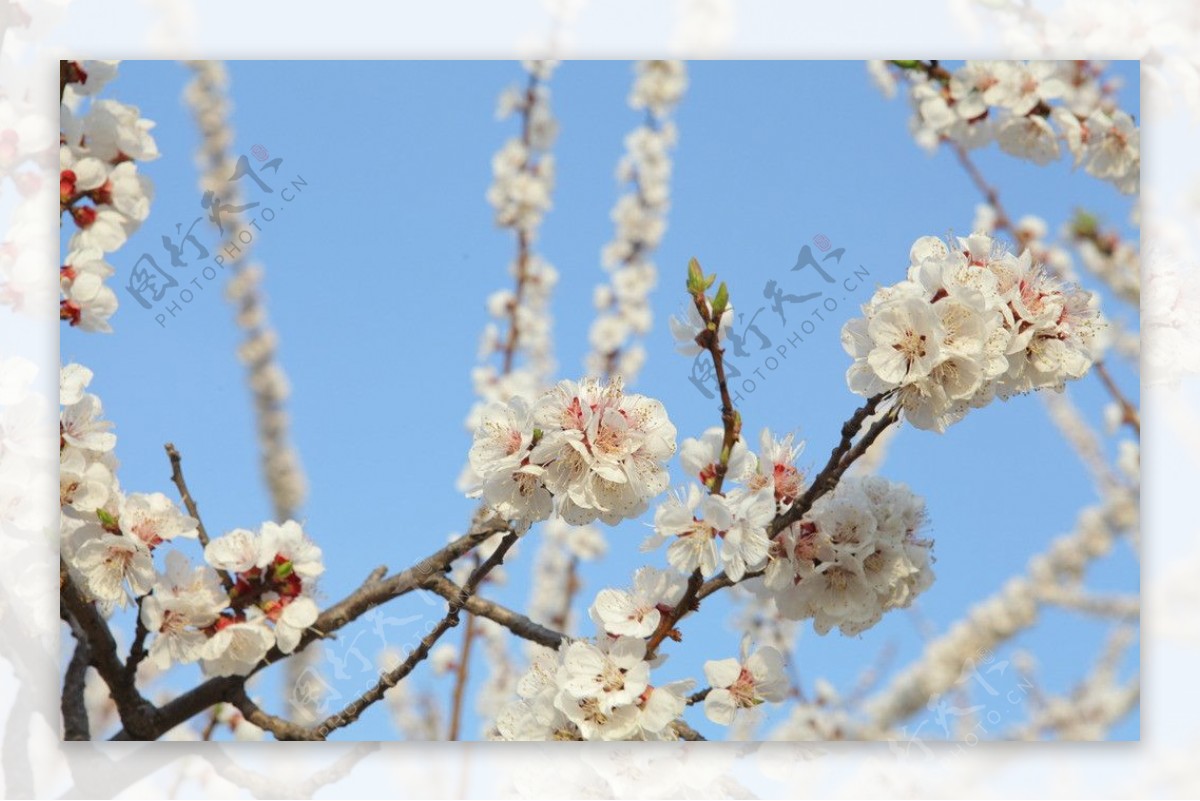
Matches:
[[62, 60, 1140, 742]]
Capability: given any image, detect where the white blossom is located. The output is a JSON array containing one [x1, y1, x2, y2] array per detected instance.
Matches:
[[679, 426, 751, 487], [201, 613, 276, 677], [495, 631, 700, 742], [71, 528, 155, 607], [669, 300, 732, 357], [117, 491, 197, 549], [746, 428, 807, 508], [703, 638, 789, 725], [141, 551, 227, 670], [589, 566, 687, 637]]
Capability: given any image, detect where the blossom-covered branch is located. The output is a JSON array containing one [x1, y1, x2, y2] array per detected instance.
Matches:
[[59, 60, 154, 332], [874, 59, 1139, 195], [587, 61, 688, 382]]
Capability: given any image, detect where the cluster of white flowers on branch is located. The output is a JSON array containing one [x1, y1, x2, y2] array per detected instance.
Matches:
[[873, 60, 1139, 195], [490, 258, 925, 740], [586, 60, 687, 382], [61, 365, 191, 610], [763, 475, 933, 635], [60, 60, 156, 332], [60, 363, 326, 680], [185, 60, 307, 520], [701, 638, 788, 725], [842, 232, 1104, 431], [197, 521, 324, 675], [468, 376, 677, 526], [493, 637, 695, 741]]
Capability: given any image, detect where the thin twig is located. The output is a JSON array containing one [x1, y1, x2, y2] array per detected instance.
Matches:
[[498, 70, 542, 376], [644, 272, 743, 659], [447, 556, 479, 741], [950, 141, 1017, 237], [165, 442, 234, 590], [771, 395, 897, 535], [200, 708, 220, 740], [549, 555, 580, 632]]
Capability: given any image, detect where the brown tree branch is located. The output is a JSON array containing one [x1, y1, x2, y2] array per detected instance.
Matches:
[[109, 519, 510, 740], [644, 269, 743, 659], [231, 534, 522, 741], [671, 720, 708, 741], [60, 562, 159, 739], [771, 395, 897, 535], [950, 141, 1020, 239], [1093, 361, 1141, 436], [62, 618, 92, 741], [421, 576, 567, 650]]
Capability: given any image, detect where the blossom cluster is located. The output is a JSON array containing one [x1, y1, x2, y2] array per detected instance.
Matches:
[[841, 233, 1103, 431], [467, 377, 677, 526], [187, 60, 308, 519], [198, 520, 324, 675], [60, 61, 158, 332], [877, 60, 1139, 195], [60, 364, 193, 611], [586, 61, 687, 382], [641, 427, 804, 582], [467, 247, 559, 432], [487, 61, 558, 233], [494, 610, 791, 737], [60, 363, 323, 678], [763, 475, 934, 636], [493, 636, 694, 740]]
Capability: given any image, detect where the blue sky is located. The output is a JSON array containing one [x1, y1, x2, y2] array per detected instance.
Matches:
[[62, 60, 1140, 741]]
